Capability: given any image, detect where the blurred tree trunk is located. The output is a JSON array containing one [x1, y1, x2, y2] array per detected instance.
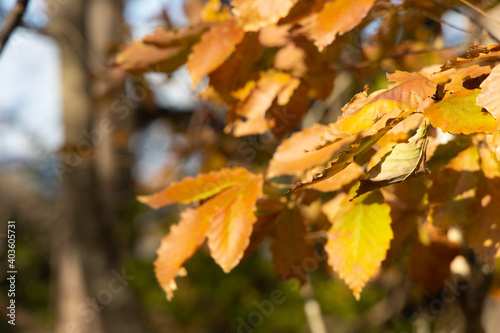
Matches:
[[47, 1, 148, 332]]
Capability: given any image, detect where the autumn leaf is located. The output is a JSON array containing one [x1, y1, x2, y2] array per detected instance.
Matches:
[[137, 167, 255, 208], [439, 43, 500, 72], [324, 190, 392, 300], [291, 110, 413, 192], [309, 0, 376, 51], [428, 145, 481, 228], [338, 72, 435, 135], [205, 175, 263, 272], [187, 19, 245, 88], [231, 70, 301, 136], [477, 63, 500, 123], [267, 123, 352, 178], [208, 32, 262, 104], [355, 118, 430, 197], [154, 208, 210, 300], [271, 208, 314, 284], [115, 26, 206, 74], [424, 89, 497, 135], [232, 0, 299, 31]]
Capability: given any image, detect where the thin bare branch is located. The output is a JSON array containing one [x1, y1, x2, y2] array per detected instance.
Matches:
[[459, 0, 500, 26], [0, 0, 30, 54]]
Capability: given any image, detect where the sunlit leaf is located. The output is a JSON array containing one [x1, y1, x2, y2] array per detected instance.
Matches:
[[115, 26, 206, 74], [324, 190, 392, 300], [205, 175, 263, 272], [187, 19, 245, 87], [137, 167, 254, 208], [440, 44, 500, 72], [355, 119, 430, 197], [154, 208, 210, 300], [338, 72, 435, 134], [232, 0, 299, 31], [424, 89, 497, 135], [291, 111, 413, 191], [267, 124, 351, 178], [309, 0, 376, 51], [477, 63, 500, 123]]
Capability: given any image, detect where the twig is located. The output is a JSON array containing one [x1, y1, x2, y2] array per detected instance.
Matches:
[[431, 0, 500, 43], [459, 0, 500, 26], [0, 0, 30, 54]]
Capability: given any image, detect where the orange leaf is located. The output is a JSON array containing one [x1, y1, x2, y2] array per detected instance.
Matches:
[[271, 208, 314, 284], [309, 0, 376, 51], [137, 167, 254, 208], [338, 72, 435, 134], [267, 124, 351, 178], [187, 19, 245, 88], [232, 0, 299, 31], [205, 175, 263, 272], [440, 44, 500, 72], [154, 208, 210, 300], [477, 63, 500, 123]]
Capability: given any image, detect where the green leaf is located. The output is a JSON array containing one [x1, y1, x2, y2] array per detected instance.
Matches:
[[424, 89, 497, 135], [355, 119, 430, 197]]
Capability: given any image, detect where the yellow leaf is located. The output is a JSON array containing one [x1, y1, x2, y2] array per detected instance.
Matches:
[[137, 167, 254, 208], [324, 190, 392, 300]]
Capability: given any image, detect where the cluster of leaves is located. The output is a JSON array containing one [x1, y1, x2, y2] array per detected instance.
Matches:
[[118, 0, 500, 301]]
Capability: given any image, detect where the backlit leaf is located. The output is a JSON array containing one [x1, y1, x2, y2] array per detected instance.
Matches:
[[232, 0, 299, 31], [205, 175, 263, 272], [356, 119, 430, 197], [477, 63, 500, 123], [310, 0, 376, 51], [424, 89, 497, 135], [137, 167, 254, 208], [154, 208, 210, 300], [439, 44, 500, 72], [267, 124, 351, 178], [116, 26, 206, 74], [271, 208, 314, 283], [291, 111, 413, 191], [338, 72, 435, 134], [324, 190, 392, 300], [187, 19, 245, 88]]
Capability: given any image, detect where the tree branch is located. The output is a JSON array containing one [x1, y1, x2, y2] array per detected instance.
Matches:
[[0, 0, 30, 54]]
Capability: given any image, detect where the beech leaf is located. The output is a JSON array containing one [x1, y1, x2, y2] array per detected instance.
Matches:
[[356, 119, 430, 197], [267, 124, 351, 178], [232, 0, 299, 31], [137, 167, 254, 208], [270, 208, 314, 284], [338, 72, 436, 135], [477, 63, 500, 123], [291, 111, 413, 192], [154, 208, 210, 300], [205, 175, 263, 272], [324, 190, 392, 300], [187, 19, 245, 88], [310, 0, 376, 51], [424, 89, 497, 135]]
